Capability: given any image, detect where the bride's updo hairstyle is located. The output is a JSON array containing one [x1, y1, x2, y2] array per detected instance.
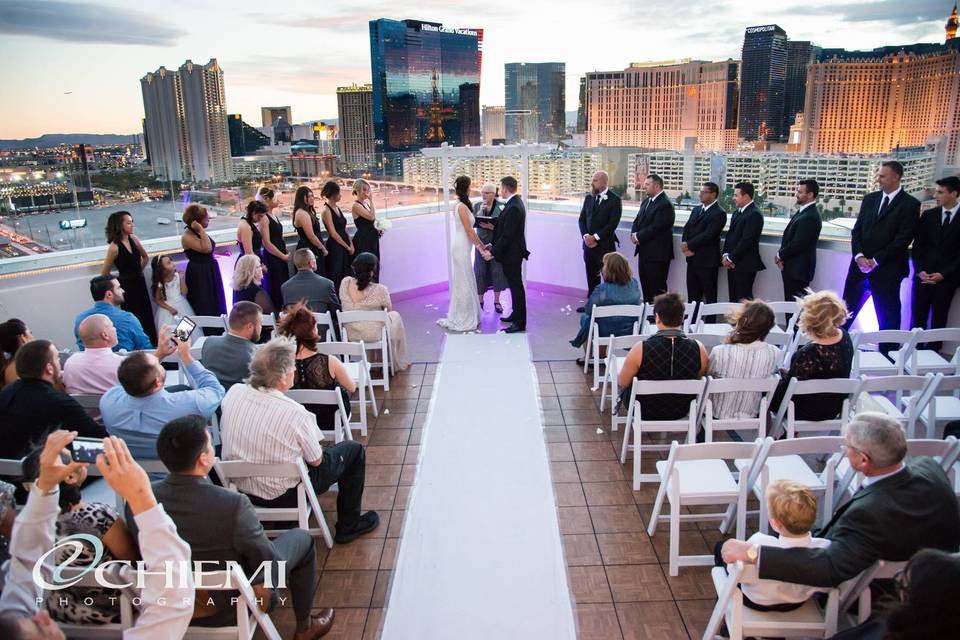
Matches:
[[352, 252, 378, 291], [454, 175, 472, 210]]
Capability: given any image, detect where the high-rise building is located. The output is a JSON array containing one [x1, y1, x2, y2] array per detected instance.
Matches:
[[576, 76, 586, 134], [739, 25, 788, 142], [801, 41, 960, 166], [227, 114, 270, 156], [482, 106, 505, 144], [504, 62, 565, 143], [336, 83, 375, 167], [368, 18, 482, 156], [261, 106, 292, 128], [784, 41, 820, 133], [140, 59, 233, 183], [69, 144, 93, 194], [505, 110, 539, 143], [584, 59, 740, 151]]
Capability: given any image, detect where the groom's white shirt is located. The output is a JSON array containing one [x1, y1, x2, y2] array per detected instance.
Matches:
[[499, 193, 519, 205]]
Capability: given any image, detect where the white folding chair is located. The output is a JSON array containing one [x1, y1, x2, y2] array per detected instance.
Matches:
[[703, 560, 840, 640], [642, 301, 696, 334], [693, 302, 742, 335], [854, 374, 940, 438], [647, 439, 763, 576], [0, 457, 23, 476], [313, 340, 378, 436], [598, 334, 647, 431], [768, 300, 802, 334], [338, 309, 393, 390], [850, 329, 919, 377], [901, 328, 960, 375], [179, 567, 283, 640], [620, 378, 709, 489], [906, 436, 960, 471], [837, 559, 908, 625], [734, 436, 843, 534], [55, 569, 134, 638], [284, 388, 352, 443], [685, 332, 727, 354], [313, 311, 337, 342], [917, 374, 960, 439], [582, 303, 644, 389], [215, 458, 334, 548], [772, 378, 861, 439], [189, 314, 229, 332], [701, 376, 779, 443]]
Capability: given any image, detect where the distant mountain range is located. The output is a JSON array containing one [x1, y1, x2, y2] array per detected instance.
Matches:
[[0, 133, 138, 150]]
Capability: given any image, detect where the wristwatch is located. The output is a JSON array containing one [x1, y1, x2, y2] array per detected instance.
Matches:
[[746, 544, 759, 564]]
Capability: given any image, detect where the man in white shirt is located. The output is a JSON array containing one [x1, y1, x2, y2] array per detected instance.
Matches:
[[220, 337, 379, 544]]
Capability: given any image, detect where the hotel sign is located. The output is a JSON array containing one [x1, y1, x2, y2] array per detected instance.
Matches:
[[420, 24, 479, 36], [746, 25, 777, 34]]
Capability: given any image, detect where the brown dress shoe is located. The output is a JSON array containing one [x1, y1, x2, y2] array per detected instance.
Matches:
[[293, 608, 335, 639]]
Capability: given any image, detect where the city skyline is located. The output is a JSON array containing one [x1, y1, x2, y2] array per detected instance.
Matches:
[[0, 0, 955, 139]]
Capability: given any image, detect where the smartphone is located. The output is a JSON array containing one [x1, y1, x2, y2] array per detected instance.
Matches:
[[71, 438, 105, 464], [174, 316, 196, 343]]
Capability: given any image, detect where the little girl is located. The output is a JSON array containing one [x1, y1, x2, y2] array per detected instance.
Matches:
[[151, 255, 195, 331]]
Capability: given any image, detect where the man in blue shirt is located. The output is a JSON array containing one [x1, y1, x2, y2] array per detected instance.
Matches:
[[100, 336, 224, 459], [74, 275, 153, 352]]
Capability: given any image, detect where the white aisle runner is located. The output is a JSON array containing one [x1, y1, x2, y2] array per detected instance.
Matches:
[[382, 333, 577, 639]]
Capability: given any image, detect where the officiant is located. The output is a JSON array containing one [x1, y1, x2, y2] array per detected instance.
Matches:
[[578, 171, 623, 312], [474, 183, 507, 314]]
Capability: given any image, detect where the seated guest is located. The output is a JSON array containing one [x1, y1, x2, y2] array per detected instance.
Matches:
[[340, 252, 410, 371], [220, 337, 379, 543], [722, 412, 960, 587], [232, 254, 275, 315], [0, 318, 32, 389], [21, 443, 137, 625], [64, 316, 175, 395], [617, 292, 708, 420], [200, 301, 262, 391], [715, 480, 830, 611], [277, 303, 356, 429], [707, 300, 780, 419], [282, 248, 341, 314], [0, 431, 194, 639], [74, 275, 153, 352], [100, 336, 224, 459], [136, 417, 335, 638], [569, 252, 641, 365], [0, 340, 106, 459], [770, 290, 854, 422]]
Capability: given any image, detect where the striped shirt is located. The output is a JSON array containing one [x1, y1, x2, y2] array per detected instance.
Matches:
[[707, 341, 780, 419], [220, 383, 324, 500]]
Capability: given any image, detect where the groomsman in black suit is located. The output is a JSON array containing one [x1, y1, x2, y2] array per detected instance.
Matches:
[[681, 181, 726, 304], [842, 161, 920, 331], [911, 176, 960, 337], [631, 174, 675, 303], [492, 176, 530, 333], [722, 182, 765, 301], [577, 170, 623, 311], [776, 179, 823, 300]]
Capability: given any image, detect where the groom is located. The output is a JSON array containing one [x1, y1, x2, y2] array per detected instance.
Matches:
[[491, 176, 530, 333]]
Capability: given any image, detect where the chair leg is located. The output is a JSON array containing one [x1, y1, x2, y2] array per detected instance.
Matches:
[[619, 402, 634, 464], [668, 484, 680, 576], [647, 482, 667, 537]]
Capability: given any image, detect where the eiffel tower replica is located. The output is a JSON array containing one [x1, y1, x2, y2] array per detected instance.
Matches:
[[425, 68, 445, 144]]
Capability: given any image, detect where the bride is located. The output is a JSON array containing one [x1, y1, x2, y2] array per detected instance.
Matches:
[[438, 175, 493, 332]]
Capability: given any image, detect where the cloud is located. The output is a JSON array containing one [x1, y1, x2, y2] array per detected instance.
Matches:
[[0, 0, 184, 45], [224, 53, 370, 94], [813, 0, 950, 23]]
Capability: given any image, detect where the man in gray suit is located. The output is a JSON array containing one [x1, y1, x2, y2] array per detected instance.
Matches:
[[283, 249, 341, 314], [200, 301, 262, 391], [134, 416, 336, 639], [721, 412, 960, 587]]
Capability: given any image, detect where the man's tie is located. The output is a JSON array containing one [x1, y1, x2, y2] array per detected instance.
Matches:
[[945, 208, 953, 227], [877, 195, 890, 219]]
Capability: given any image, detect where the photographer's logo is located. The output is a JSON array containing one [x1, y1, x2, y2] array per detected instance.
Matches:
[[34, 534, 104, 590]]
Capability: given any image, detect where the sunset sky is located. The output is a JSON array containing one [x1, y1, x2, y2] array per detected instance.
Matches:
[[0, 0, 954, 139]]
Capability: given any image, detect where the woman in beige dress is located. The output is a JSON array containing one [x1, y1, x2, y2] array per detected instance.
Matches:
[[339, 252, 410, 371]]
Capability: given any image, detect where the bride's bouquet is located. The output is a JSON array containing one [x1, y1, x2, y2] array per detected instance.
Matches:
[[374, 218, 393, 233]]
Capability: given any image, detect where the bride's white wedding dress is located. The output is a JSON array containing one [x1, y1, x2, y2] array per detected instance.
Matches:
[[438, 205, 481, 332]]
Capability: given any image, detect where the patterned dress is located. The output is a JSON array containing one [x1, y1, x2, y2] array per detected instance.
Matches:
[[707, 341, 781, 419], [340, 277, 411, 371], [771, 330, 854, 421], [621, 329, 703, 420]]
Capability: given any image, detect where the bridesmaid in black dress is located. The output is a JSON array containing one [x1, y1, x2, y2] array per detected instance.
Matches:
[[292, 186, 328, 278], [236, 199, 265, 265], [350, 178, 381, 272], [101, 211, 157, 344], [257, 186, 290, 311], [320, 180, 353, 291], [180, 204, 227, 319]]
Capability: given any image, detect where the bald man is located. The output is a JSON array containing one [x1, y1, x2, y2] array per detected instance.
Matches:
[[578, 171, 623, 308], [63, 314, 175, 394]]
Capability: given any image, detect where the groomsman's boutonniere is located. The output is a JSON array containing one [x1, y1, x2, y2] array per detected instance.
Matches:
[[599, 193, 608, 203]]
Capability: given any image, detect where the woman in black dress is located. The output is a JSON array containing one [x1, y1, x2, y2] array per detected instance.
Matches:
[[257, 186, 290, 310], [350, 178, 380, 264], [236, 199, 265, 264], [320, 180, 353, 291], [180, 204, 227, 318], [292, 186, 328, 278], [101, 211, 157, 344]]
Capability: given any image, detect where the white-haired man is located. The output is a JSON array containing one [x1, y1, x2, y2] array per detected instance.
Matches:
[[577, 170, 622, 310]]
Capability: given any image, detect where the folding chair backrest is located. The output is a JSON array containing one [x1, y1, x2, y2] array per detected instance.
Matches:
[[607, 334, 647, 353], [853, 329, 918, 351], [768, 300, 801, 325], [284, 388, 351, 442], [773, 377, 861, 433], [189, 314, 228, 330], [934, 374, 960, 396], [669, 438, 762, 464], [188, 568, 283, 640], [645, 302, 696, 333], [685, 332, 726, 352], [313, 340, 366, 360], [313, 311, 336, 341], [71, 393, 103, 410], [633, 378, 707, 398], [856, 374, 933, 397], [704, 375, 779, 397], [693, 301, 741, 330], [906, 436, 959, 469], [914, 328, 960, 348], [338, 310, 388, 324], [0, 457, 23, 476], [259, 314, 277, 328], [592, 304, 645, 321]]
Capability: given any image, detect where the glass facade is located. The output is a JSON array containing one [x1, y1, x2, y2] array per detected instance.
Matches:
[[504, 62, 566, 143], [738, 24, 788, 142], [369, 18, 481, 161], [784, 41, 820, 133]]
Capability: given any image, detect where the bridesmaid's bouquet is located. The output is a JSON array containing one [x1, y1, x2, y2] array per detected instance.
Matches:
[[374, 218, 393, 233]]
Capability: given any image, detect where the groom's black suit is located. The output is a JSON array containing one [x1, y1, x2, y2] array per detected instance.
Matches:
[[492, 193, 530, 330]]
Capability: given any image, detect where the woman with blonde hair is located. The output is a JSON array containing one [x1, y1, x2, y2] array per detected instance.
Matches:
[[770, 290, 854, 422], [232, 254, 275, 314], [569, 252, 641, 365], [350, 178, 380, 264]]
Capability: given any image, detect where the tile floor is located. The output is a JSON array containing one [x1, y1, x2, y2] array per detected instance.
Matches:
[[264, 356, 722, 640]]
